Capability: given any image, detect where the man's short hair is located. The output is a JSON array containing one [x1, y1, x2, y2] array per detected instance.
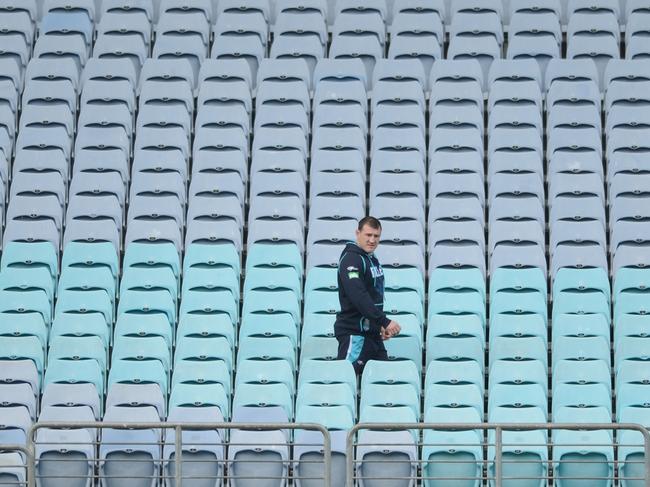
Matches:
[[358, 216, 382, 231]]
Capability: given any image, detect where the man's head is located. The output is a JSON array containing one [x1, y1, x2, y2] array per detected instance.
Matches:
[[355, 216, 382, 253]]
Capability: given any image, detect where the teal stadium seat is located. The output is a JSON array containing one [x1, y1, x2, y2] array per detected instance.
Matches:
[[384, 288, 425, 325], [296, 404, 354, 431], [553, 289, 610, 322], [297, 383, 356, 418], [357, 405, 418, 487], [298, 359, 357, 394], [48, 334, 107, 371], [1, 289, 52, 327], [118, 289, 176, 325], [487, 406, 548, 487], [554, 335, 610, 367], [173, 359, 232, 399], [614, 267, 650, 299], [112, 335, 171, 374], [121, 266, 178, 302], [236, 359, 294, 394], [175, 335, 233, 372], [426, 359, 484, 395], [425, 382, 483, 416], [184, 242, 240, 276], [300, 335, 339, 363], [180, 288, 238, 325], [428, 313, 485, 342], [114, 313, 173, 350], [178, 304, 237, 350], [303, 286, 340, 317], [242, 288, 300, 325], [61, 242, 118, 284], [0, 312, 49, 349], [1, 266, 56, 306], [304, 267, 337, 294], [246, 242, 302, 275], [2, 241, 58, 281], [427, 334, 484, 371], [615, 291, 650, 321], [489, 314, 547, 353], [239, 313, 298, 349], [123, 241, 180, 283], [552, 407, 614, 487], [183, 261, 239, 299], [384, 335, 423, 372], [244, 266, 302, 301], [554, 313, 610, 341], [233, 383, 294, 420], [361, 383, 420, 419], [0, 336, 45, 382], [428, 288, 486, 325], [553, 267, 610, 299], [488, 383, 547, 421], [491, 267, 546, 296], [170, 382, 231, 420], [614, 314, 650, 353], [429, 268, 486, 300], [58, 265, 116, 303], [238, 336, 295, 370], [384, 267, 426, 302], [490, 336, 547, 370], [301, 313, 336, 342], [362, 360, 420, 395], [422, 407, 483, 487], [617, 405, 650, 487], [615, 336, 650, 376], [490, 359, 547, 391], [56, 289, 112, 328], [108, 358, 169, 399]]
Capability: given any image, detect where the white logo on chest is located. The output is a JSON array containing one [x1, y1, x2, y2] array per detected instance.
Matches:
[[370, 265, 384, 278]]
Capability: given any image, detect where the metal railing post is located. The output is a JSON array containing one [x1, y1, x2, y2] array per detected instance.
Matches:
[[494, 426, 503, 487], [346, 426, 357, 487], [322, 425, 332, 487], [26, 444, 35, 487], [175, 425, 183, 487]]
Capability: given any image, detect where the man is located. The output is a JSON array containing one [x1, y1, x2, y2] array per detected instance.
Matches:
[[335, 216, 401, 374]]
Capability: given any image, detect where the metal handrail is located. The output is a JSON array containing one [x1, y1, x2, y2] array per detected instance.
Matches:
[[3, 421, 650, 486], [26, 421, 332, 487], [346, 422, 650, 487]]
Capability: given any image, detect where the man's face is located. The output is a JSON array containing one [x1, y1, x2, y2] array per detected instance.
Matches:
[[355, 224, 381, 253]]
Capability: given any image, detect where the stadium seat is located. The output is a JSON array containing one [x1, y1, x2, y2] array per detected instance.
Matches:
[[228, 406, 290, 487], [422, 407, 483, 487], [163, 407, 225, 487], [100, 405, 162, 487]]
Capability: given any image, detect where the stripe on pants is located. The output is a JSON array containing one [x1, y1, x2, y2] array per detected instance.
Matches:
[[346, 335, 365, 363]]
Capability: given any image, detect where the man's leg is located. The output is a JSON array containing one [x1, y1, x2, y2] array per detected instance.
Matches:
[[372, 336, 389, 361], [354, 336, 389, 374], [337, 334, 367, 375]]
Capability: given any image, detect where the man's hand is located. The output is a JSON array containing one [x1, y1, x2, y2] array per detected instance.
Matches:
[[382, 321, 401, 340]]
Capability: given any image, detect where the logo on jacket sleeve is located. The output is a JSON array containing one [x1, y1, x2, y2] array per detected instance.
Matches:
[[347, 266, 359, 279]]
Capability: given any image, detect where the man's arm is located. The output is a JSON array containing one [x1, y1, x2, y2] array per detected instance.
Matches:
[[339, 252, 391, 332]]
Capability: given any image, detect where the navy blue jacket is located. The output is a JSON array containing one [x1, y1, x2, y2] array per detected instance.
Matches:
[[334, 242, 390, 337]]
